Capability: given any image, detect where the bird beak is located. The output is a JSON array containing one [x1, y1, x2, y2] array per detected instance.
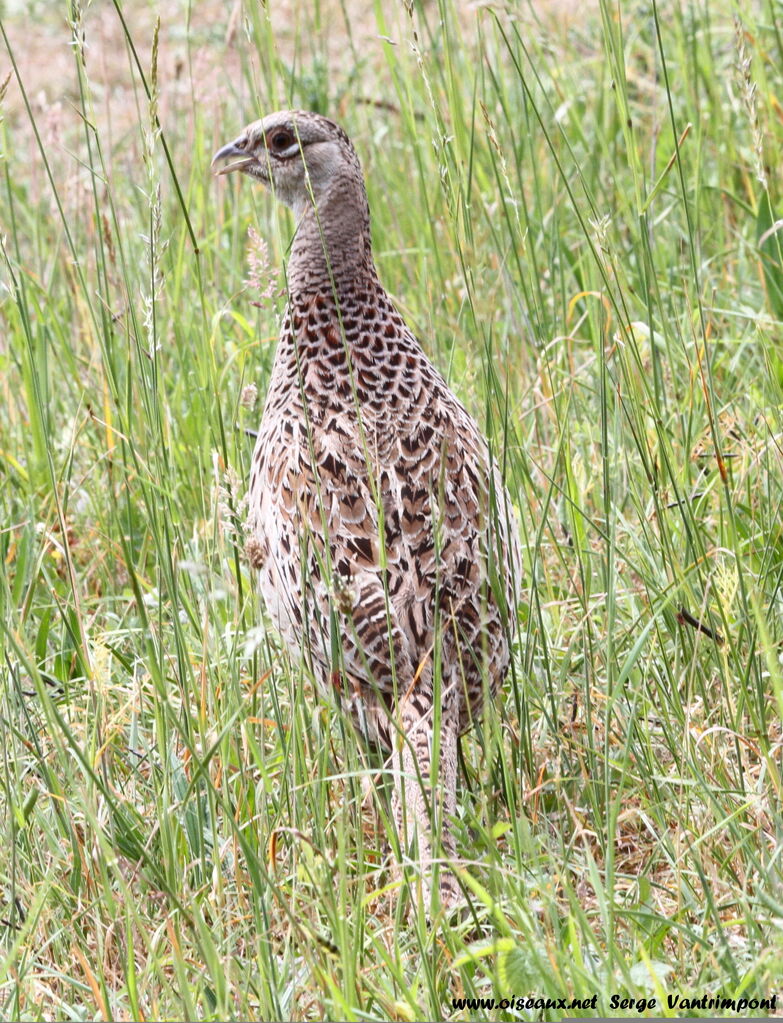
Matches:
[[211, 138, 256, 176]]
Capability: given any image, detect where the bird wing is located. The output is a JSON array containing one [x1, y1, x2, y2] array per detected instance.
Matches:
[[254, 411, 422, 746]]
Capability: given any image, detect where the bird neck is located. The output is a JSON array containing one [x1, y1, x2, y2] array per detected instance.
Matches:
[[286, 178, 377, 298]]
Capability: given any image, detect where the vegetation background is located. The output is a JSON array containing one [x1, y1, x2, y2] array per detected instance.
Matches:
[[1, 0, 782, 1018]]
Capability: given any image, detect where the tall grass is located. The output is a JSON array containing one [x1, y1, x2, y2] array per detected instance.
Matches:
[[1, 0, 782, 1018]]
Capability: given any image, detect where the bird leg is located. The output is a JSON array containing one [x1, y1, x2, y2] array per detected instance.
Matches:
[[392, 691, 462, 909]]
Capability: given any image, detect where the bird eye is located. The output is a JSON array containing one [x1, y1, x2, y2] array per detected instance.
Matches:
[[269, 130, 294, 153]]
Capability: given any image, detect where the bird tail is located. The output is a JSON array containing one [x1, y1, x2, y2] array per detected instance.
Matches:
[[391, 688, 462, 907]]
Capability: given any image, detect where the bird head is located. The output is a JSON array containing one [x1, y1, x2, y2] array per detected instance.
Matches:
[[211, 110, 360, 220]]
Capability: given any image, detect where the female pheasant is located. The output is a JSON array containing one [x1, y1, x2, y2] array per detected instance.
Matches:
[[212, 111, 521, 906]]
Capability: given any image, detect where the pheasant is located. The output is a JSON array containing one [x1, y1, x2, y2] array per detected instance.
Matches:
[[212, 111, 521, 907]]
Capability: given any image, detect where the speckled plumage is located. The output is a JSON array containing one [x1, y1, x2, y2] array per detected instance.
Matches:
[[213, 111, 521, 906]]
